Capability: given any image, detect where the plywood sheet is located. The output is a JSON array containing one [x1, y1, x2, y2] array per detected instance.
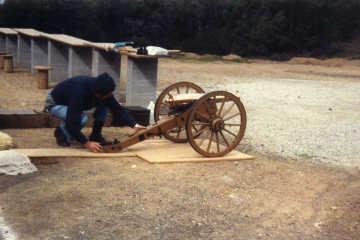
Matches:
[[127, 139, 254, 164], [13, 148, 136, 158], [13, 140, 254, 164]]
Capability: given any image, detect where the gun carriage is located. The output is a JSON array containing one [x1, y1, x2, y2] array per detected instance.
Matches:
[[103, 82, 247, 157]]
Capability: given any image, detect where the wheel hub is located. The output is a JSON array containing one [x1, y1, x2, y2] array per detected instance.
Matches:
[[211, 118, 225, 132]]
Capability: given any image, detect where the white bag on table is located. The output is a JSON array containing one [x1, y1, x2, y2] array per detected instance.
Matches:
[[146, 46, 168, 56]]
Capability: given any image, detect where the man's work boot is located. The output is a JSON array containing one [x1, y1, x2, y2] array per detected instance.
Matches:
[[54, 127, 70, 147], [89, 121, 111, 146]]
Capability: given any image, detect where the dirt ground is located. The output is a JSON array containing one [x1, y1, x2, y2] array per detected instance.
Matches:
[[1, 57, 360, 240]]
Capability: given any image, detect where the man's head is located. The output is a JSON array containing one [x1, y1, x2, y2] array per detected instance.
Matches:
[[93, 73, 116, 99]]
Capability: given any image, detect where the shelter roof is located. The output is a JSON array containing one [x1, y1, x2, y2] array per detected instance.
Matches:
[[0, 28, 17, 35], [86, 42, 115, 51], [40, 33, 90, 47], [14, 28, 43, 37]]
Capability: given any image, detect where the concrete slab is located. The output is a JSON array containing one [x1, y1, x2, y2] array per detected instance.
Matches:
[[14, 28, 46, 71], [17, 34, 31, 68], [5, 34, 17, 56], [126, 57, 158, 107], [0, 34, 5, 52], [31, 37, 48, 73], [48, 40, 68, 82], [92, 48, 121, 99]]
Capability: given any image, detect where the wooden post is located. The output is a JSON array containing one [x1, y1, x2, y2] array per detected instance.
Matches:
[[34, 66, 53, 89], [4, 54, 15, 73], [0, 52, 7, 69]]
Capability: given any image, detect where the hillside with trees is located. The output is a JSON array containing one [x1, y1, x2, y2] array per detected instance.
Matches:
[[1, 0, 359, 59]]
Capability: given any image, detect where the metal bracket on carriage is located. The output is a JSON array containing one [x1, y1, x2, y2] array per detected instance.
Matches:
[[102, 138, 120, 146]]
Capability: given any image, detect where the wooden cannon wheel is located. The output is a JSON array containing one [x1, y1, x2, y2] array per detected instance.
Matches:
[[185, 91, 247, 157], [154, 81, 205, 143]]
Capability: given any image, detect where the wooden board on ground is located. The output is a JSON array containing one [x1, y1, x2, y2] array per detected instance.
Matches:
[[13, 140, 254, 163], [127, 139, 254, 164], [13, 148, 136, 158]]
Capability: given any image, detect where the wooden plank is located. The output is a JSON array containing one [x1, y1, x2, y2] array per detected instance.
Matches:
[[0, 28, 17, 35], [0, 110, 50, 128], [0, 107, 149, 129], [40, 33, 90, 47], [13, 139, 254, 163], [13, 148, 136, 158], [85, 42, 115, 51], [127, 139, 254, 164], [14, 28, 43, 37], [119, 49, 181, 59], [167, 93, 205, 103], [118, 51, 159, 59], [168, 50, 181, 54]]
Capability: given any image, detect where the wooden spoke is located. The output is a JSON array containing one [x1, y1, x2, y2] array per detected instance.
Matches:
[[199, 130, 211, 147], [217, 97, 227, 116], [221, 102, 236, 118], [215, 132, 220, 153], [219, 130, 230, 147], [225, 123, 241, 126], [192, 122, 210, 126], [207, 131, 214, 152], [222, 127, 238, 138], [166, 93, 172, 99], [193, 126, 209, 138], [186, 91, 247, 157], [154, 82, 204, 143], [223, 112, 241, 121]]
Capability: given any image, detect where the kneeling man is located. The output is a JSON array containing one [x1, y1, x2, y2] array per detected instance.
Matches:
[[45, 72, 146, 152]]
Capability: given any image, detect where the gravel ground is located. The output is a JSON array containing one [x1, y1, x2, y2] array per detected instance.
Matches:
[[197, 77, 360, 167], [1, 59, 360, 240]]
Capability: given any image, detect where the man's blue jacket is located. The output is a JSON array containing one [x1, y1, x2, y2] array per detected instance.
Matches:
[[50, 73, 136, 144]]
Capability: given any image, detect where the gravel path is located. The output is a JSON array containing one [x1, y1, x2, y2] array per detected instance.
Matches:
[[197, 78, 360, 167]]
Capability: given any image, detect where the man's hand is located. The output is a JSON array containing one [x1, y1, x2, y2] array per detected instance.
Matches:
[[134, 123, 147, 132], [84, 141, 103, 153]]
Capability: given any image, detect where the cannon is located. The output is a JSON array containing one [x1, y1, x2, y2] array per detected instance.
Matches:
[[103, 82, 247, 157]]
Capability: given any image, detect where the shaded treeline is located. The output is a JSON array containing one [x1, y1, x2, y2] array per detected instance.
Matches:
[[1, 0, 359, 58]]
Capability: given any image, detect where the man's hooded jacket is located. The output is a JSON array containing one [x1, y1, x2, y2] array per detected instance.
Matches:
[[50, 73, 136, 143]]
